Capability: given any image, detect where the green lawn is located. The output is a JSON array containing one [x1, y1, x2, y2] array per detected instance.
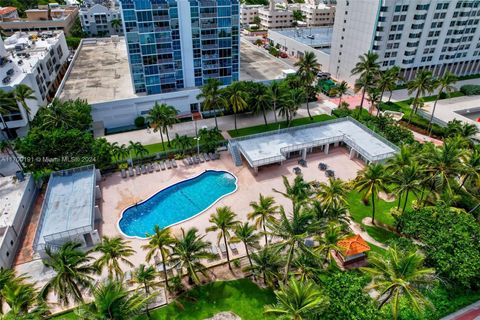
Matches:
[[228, 114, 335, 138], [364, 226, 398, 244], [347, 191, 402, 226], [140, 279, 275, 320], [50, 279, 275, 320]]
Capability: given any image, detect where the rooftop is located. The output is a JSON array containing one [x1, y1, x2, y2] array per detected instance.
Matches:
[[0, 31, 64, 87], [0, 7, 17, 15], [338, 235, 371, 256], [233, 118, 398, 167], [0, 175, 32, 229], [58, 37, 291, 103], [272, 27, 333, 49], [34, 166, 96, 251]]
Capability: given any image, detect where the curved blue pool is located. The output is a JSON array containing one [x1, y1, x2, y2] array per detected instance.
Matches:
[[118, 170, 238, 238]]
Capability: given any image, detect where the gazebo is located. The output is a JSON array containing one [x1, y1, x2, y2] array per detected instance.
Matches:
[[336, 234, 371, 268]]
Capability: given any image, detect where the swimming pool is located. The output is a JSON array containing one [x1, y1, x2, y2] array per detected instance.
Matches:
[[118, 170, 238, 238]]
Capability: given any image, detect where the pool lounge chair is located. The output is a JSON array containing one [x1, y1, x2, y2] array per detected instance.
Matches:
[[121, 169, 127, 178], [158, 161, 165, 170], [128, 167, 134, 177], [172, 159, 178, 168], [204, 153, 210, 161], [229, 243, 239, 255], [135, 166, 142, 175], [155, 162, 161, 171], [199, 154, 205, 162], [187, 157, 194, 165], [193, 156, 199, 164], [208, 246, 220, 262], [208, 152, 215, 160], [325, 169, 335, 177], [318, 163, 327, 171], [182, 159, 189, 166], [148, 163, 154, 173], [298, 159, 307, 167], [214, 152, 220, 160], [142, 165, 148, 174], [293, 167, 302, 175], [166, 160, 172, 169]]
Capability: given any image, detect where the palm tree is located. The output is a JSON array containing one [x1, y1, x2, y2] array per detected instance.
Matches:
[[353, 163, 389, 225], [111, 143, 129, 162], [110, 18, 122, 32], [268, 81, 283, 123], [316, 177, 349, 209], [367, 87, 382, 115], [243, 246, 284, 286], [248, 194, 278, 246], [273, 175, 312, 207], [131, 264, 158, 316], [173, 133, 193, 154], [310, 201, 350, 228], [2, 279, 49, 318], [333, 81, 349, 106], [459, 148, 480, 189], [206, 206, 239, 271], [386, 66, 402, 102], [407, 70, 435, 124], [170, 228, 214, 285], [0, 90, 19, 139], [387, 144, 415, 170], [314, 223, 346, 265], [353, 74, 374, 118], [230, 222, 261, 269], [93, 236, 135, 280], [267, 205, 314, 283], [253, 91, 272, 126], [0, 268, 17, 313], [147, 102, 177, 147], [127, 141, 148, 165], [428, 72, 457, 136], [361, 247, 436, 320], [142, 225, 175, 289], [391, 163, 423, 212], [292, 10, 305, 26], [264, 277, 328, 320], [351, 52, 380, 112], [197, 78, 226, 129], [13, 84, 36, 127], [295, 52, 321, 119], [225, 81, 247, 132], [75, 280, 153, 320], [41, 242, 96, 305], [283, 88, 305, 126]]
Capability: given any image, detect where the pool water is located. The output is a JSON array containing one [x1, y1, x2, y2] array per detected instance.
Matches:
[[118, 170, 237, 238]]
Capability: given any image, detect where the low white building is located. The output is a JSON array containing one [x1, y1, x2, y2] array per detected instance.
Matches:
[[80, 3, 123, 37], [0, 173, 38, 269], [0, 31, 69, 137]]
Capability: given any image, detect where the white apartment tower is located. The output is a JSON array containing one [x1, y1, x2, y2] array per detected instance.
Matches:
[[330, 0, 480, 84]]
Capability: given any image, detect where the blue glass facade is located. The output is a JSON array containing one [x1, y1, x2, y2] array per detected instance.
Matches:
[[119, 0, 239, 95]]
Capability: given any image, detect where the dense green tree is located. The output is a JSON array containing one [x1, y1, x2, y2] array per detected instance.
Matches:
[[243, 247, 284, 287]]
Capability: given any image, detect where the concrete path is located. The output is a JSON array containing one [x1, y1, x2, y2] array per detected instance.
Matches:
[[441, 300, 480, 320], [347, 217, 387, 249], [105, 101, 331, 146]]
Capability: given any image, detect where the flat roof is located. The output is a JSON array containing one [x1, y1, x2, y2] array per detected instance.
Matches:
[[34, 166, 95, 249], [58, 37, 291, 103], [232, 118, 397, 167], [272, 27, 333, 48], [58, 37, 133, 103], [0, 175, 32, 229]]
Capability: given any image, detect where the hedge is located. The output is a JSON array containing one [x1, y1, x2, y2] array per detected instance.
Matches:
[[460, 84, 480, 96]]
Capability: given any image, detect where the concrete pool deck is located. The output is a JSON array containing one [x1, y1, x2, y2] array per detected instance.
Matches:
[[99, 148, 364, 266]]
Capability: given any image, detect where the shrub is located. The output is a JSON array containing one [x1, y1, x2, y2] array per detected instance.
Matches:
[[460, 84, 480, 96], [134, 116, 145, 128]]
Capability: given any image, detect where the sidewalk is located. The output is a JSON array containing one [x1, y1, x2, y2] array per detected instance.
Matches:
[[441, 300, 480, 320], [105, 101, 331, 146]]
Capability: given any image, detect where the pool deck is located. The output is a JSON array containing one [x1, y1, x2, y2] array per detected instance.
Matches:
[[99, 147, 364, 266]]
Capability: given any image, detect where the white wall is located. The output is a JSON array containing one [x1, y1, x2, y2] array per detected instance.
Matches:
[[329, 0, 379, 84], [92, 87, 202, 129]]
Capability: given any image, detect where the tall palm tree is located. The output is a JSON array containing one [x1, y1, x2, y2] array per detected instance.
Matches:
[[428, 72, 457, 136], [253, 91, 272, 126], [268, 81, 283, 123], [407, 70, 435, 124], [141, 225, 175, 289], [225, 81, 247, 132], [361, 247, 436, 320], [367, 87, 382, 116], [353, 163, 389, 225], [131, 264, 159, 316], [248, 194, 278, 246], [387, 144, 415, 170], [110, 18, 122, 32], [353, 74, 374, 118], [206, 206, 239, 271], [273, 175, 312, 207], [459, 147, 480, 189], [230, 222, 261, 269], [13, 84, 37, 127], [310, 201, 350, 228], [173, 133, 193, 154], [264, 277, 328, 320], [334, 81, 349, 106], [351, 52, 380, 112], [0, 90, 18, 139], [267, 205, 314, 283], [283, 88, 305, 126], [386, 66, 402, 102], [127, 141, 148, 165], [93, 236, 135, 280], [111, 143, 129, 162], [41, 242, 96, 305], [75, 280, 153, 320], [146, 102, 176, 147], [163, 105, 179, 146], [391, 163, 423, 212], [316, 177, 349, 209], [170, 228, 214, 285], [314, 223, 346, 265], [243, 246, 284, 286], [197, 78, 226, 129], [295, 52, 321, 119], [2, 279, 49, 318], [0, 268, 17, 314]]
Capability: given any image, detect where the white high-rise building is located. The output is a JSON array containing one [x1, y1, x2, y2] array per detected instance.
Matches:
[[330, 0, 480, 84]]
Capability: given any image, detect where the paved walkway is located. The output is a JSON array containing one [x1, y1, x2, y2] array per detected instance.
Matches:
[[348, 218, 387, 249], [105, 101, 332, 146], [441, 300, 480, 320]]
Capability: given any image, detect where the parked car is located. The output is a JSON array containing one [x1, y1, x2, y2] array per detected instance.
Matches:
[[279, 52, 288, 58]]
